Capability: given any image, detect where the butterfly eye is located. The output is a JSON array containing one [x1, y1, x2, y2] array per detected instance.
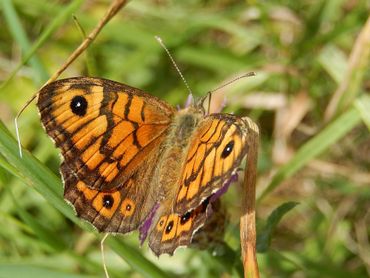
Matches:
[[70, 95, 88, 116], [102, 195, 114, 209], [221, 140, 234, 158]]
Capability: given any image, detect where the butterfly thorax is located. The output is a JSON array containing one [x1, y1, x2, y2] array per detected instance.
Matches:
[[172, 107, 203, 146]]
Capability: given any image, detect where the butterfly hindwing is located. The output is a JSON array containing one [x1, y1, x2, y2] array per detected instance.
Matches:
[[63, 155, 161, 233], [148, 198, 211, 256]]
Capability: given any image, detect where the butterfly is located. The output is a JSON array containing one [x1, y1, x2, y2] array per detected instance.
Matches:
[[37, 76, 256, 255]]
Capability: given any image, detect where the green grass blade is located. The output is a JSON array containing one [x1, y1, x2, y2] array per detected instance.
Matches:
[[0, 121, 171, 277], [1, 0, 48, 84], [258, 106, 362, 201], [257, 202, 299, 253], [0, 121, 79, 223], [72, 15, 98, 76], [1, 0, 84, 88], [318, 45, 347, 84], [354, 94, 370, 130], [177, 47, 247, 73], [0, 264, 97, 278], [107, 237, 172, 278], [0, 153, 22, 179], [10, 190, 67, 252], [337, 17, 370, 112]]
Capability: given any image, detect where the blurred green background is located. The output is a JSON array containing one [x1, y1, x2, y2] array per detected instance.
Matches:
[[0, 0, 370, 277]]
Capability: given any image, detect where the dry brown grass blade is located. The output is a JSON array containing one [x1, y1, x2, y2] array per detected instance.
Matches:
[[273, 91, 311, 165], [240, 118, 260, 278], [15, 0, 130, 157]]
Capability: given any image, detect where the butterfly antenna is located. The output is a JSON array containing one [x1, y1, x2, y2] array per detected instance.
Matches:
[[200, 72, 255, 113], [100, 233, 110, 278], [208, 72, 256, 95], [155, 36, 193, 98], [14, 93, 38, 158]]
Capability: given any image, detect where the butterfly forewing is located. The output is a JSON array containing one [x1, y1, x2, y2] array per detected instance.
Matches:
[[174, 114, 250, 215], [37, 77, 175, 191]]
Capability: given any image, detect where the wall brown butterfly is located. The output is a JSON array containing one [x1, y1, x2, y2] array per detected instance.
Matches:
[[37, 76, 257, 255]]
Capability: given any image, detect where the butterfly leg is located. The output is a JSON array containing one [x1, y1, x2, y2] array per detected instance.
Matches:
[[100, 233, 110, 278]]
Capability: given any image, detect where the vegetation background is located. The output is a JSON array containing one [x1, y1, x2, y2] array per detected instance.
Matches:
[[0, 0, 369, 277]]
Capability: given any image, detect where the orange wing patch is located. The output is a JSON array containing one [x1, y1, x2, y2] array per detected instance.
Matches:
[[106, 121, 135, 149], [186, 167, 202, 200], [127, 96, 144, 123], [161, 215, 178, 242], [77, 181, 98, 200], [80, 137, 105, 170], [176, 212, 193, 236], [156, 216, 167, 231], [121, 198, 135, 217], [92, 191, 121, 218], [99, 161, 119, 182], [200, 148, 215, 188]]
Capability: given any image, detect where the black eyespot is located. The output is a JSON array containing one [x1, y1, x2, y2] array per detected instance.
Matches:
[[165, 220, 174, 234], [159, 220, 164, 226], [70, 95, 87, 116], [102, 195, 114, 209], [126, 204, 131, 211], [180, 212, 191, 225], [221, 140, 234, 158]]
